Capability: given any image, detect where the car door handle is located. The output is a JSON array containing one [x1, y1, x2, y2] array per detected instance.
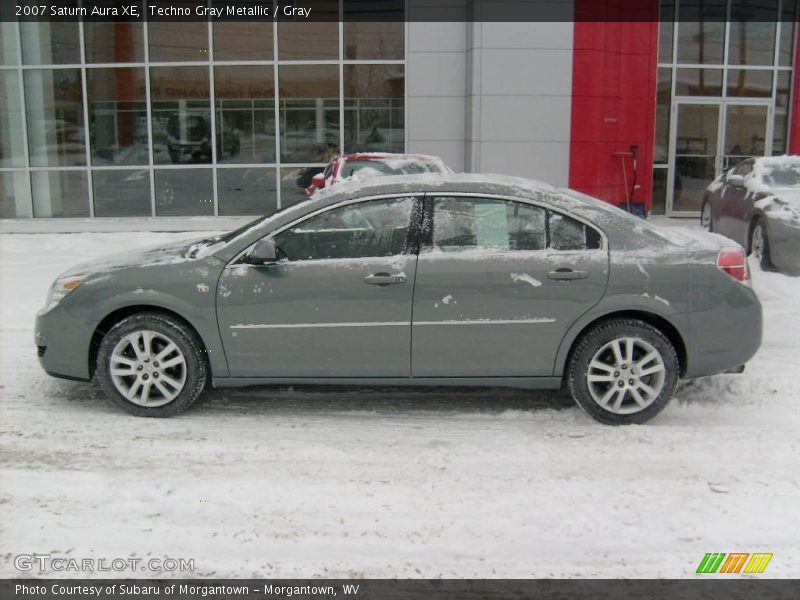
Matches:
[[547, 268, 588, 281], [364, 272, 407, 286]]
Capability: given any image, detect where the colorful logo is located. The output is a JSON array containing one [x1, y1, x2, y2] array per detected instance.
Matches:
[[696, 552, 773, 574]]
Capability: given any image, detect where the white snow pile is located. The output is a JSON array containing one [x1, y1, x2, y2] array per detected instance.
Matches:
[[0, 225, 799, 578]]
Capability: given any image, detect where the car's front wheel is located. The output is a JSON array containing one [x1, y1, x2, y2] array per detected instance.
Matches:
[[749, 219, 772, 270], [567, 319, 679, 425], [700, 201, 713, 231], [96, 312, 207, 417]]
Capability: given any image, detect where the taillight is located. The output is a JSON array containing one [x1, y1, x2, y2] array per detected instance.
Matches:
[[716, 248, 750, 282]]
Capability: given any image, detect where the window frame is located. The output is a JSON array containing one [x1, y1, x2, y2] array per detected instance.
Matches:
[[421, 193, 606, 254]]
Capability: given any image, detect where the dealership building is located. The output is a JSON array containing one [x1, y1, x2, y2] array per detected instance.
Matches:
[[0, 0, 798, 223]]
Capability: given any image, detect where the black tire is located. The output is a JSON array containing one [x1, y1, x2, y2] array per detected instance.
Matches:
[[96, 312, 207, 417], [749, 219, 772, 270], [567, 319, 679, 425], [701, 200, 713, 232]]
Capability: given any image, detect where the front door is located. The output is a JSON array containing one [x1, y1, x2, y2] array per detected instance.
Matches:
[[216, 196, 420, 378], [668, 100, 771, 216], [411, 196, 609, 377]]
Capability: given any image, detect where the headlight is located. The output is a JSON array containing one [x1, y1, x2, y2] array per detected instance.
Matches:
[[43, 275, 86, 311]]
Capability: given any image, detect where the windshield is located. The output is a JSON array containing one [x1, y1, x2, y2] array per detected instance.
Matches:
[[761, 164, 800, 188]]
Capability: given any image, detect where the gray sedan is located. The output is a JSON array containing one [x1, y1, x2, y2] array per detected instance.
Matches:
[[701, 155, 800, 273], [35, 174, 762, 424]]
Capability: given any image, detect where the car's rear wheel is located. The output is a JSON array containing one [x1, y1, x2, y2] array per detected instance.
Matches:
[[97, 312, 207, 417], [567, 319, 679, 425], [700, 201, 713, 231], [749, 220, 772, 270]]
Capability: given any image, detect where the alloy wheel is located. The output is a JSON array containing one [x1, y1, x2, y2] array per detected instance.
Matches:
[[751, 223, 765, 262], [586, 337, 666, 415], [701, 203, 712, 231], [109, 330, 187, 407]]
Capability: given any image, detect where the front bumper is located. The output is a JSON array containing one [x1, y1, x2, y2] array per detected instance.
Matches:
[[766, 216, 800, 273], [35, 307, 93, 382]]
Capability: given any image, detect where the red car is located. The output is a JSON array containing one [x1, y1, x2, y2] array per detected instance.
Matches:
[[305, 153, 453, 195]]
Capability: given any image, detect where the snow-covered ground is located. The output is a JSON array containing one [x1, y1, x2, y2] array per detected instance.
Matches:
[[0, 225, 798, 578]]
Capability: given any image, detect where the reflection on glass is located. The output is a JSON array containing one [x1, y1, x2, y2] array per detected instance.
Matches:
[[728, 0, 778, 66], [652, 168, 667, 215], [155, 169, 213, 216], [0, 172, 32, 218], [24, 69, 86, 167], [215, 66, 275, 164], [654, 68, 671, 164], [1, 23, 18, 65], [213, 23, 273, 61], [773, 71, 790, 155], [84, 23, 145, 63], [149, 22, 209, 62], [675, 68, 722, 95], [278, 23, 338, 59], [657, 1, 674, 63], [344, 22, 404, 59], [93, 170, 151, 217], [217, 168, 278, 216], [778, 2, 796, 67], [676, 2, 725, 65], [279, 65, 340, 162], [32, 170, 89, 217], [0, 71, 25, 167], [726, 69, 772, 97], [723, 104, 768, 170], [88, 68, 148, 165], [150, 67, 211, 164], [21, 23, 80, 65], [344, 65, 404, 153], [280, 167, 319, 207], [673, 103, 719, 212]]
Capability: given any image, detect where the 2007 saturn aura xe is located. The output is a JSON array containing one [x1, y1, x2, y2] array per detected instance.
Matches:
[[35, 174, 762, 424]]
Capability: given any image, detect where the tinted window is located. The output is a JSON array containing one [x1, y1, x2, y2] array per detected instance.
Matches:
[[549, 212, 601, 251], [431, 197, 546, 252], [275, 197, 414, 261]]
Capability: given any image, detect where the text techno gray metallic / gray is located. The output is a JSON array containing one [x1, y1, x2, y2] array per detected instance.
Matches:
[[35, 174, 762, 424]]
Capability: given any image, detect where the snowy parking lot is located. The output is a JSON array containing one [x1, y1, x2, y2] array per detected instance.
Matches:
[[1, 224, 799, 578]]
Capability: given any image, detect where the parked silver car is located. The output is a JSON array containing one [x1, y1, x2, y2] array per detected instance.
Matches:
[[35, 174, 762, 424], [701, 155, 800, 273]]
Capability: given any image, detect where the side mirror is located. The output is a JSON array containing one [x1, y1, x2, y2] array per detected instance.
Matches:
[[247, 238, 278, 264], [311, 173, 326, 189], [727, 174, 745, 188]]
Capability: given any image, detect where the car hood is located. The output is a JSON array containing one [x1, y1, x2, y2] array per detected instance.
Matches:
[[59, 237, 217, 279], [770, 188, 800, 207]]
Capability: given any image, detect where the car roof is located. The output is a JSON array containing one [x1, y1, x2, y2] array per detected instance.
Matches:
[[340, 153, 444, 162]]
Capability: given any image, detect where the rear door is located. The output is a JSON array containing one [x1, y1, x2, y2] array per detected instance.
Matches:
[[216, 195, 421, 378], [411, 195, 609, 377]]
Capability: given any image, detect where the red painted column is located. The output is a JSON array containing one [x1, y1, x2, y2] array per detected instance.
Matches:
[[789, 24, 800, 155], [569, 1, 660, 210]]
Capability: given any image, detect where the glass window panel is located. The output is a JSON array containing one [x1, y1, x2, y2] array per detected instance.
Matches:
[[213, 23, 273, 61], [344, 22, 404, 60], [0, 71, 26, 167], [673, 104, 719, 212], [215, 66, 275, 164], [275, 197, 413, 261], [84, 23, 145, 63], [549, 212, 599, 251], [658, 1, 675, 63], [24, 69, 86, 167], [654, 68, 671, 164], [21, 23, 80, 65], [149, 22, 208, 62], [93, 169, 151, 217], [726, 69, 772, 97], [344, 65, 404, 154], [154, 169, 213, 216], [675, 68, 722, 96], [31, 170, 89, 217], [676, 2, 725, 65], [278, 23, 338, 60], [651, 168, 667, 215], [0, 171, 32, 218], [1, 23, 18, 65], [218, 168, 279, 216], [773, 71, 791, 155], [778, 1, 796, 67], [150, 67, 211, 165], [728, 0, 777, 66], [724, 105, 768, 165], [88, 68, 149, 165], [280, 166, 324, 207], [431, 198, 546, 253], [279, 65, 340, 162]]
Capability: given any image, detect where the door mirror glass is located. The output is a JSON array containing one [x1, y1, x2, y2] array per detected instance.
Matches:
[[727, 174, 745, 187], [247, 238, 278, 264]]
